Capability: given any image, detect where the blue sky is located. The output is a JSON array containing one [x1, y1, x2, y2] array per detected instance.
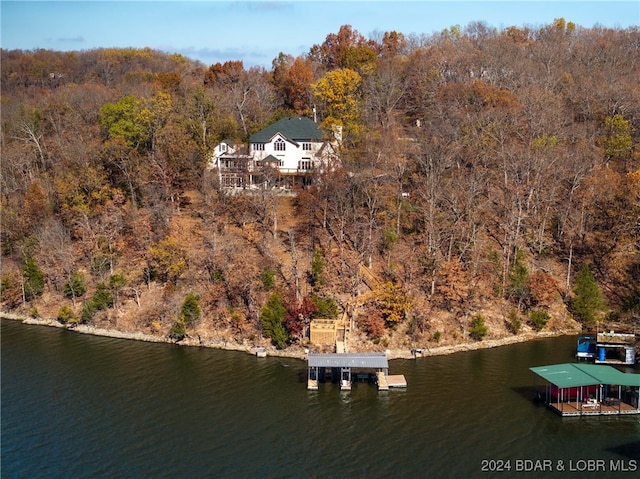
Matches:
[[1, 1, 639, 68]]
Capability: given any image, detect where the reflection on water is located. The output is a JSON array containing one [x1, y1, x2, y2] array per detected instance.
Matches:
[[2, 319, 639, 479]]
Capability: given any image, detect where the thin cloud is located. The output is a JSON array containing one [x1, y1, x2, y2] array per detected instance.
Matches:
[[173, 45, 276, 67], [46, 35, 86, 44], [245, 1, 294, 12], [56, 35, 85, 43]]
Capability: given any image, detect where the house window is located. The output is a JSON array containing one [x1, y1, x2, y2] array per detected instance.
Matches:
[[254, 143, 265, 151], [298, 159, 311, 170], [274, 139, 286, 151], [222, 175, 243, 187], [302, 142, 312, 151], [221, 143, 227, 152]]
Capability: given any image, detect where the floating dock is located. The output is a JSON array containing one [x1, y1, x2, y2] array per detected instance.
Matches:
[[387, 375, 408, 388]]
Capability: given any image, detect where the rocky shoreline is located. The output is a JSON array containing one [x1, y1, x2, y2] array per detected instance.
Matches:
[[1, 311, 579, 361]]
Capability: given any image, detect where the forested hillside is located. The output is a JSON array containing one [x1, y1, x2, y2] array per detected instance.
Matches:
[[2, 20, 639, 352]]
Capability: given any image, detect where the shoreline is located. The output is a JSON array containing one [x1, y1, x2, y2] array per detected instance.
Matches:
[[1, 311, 577, 361]]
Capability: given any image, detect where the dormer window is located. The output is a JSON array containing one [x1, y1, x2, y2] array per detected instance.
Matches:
[[221, 143, 227, 152], [274, 139, 286, 151]]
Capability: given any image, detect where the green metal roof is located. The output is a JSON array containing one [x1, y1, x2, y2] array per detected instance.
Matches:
[[249, 117, 323, 143], [530, 363, 640, 388]]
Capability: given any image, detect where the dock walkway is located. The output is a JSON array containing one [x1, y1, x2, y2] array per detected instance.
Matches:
[[376, 372, 389, 390]]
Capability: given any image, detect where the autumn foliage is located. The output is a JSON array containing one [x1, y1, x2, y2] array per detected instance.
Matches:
[[1, 20, 639, 349]]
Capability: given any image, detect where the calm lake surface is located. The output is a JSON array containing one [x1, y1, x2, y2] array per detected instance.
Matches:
[[2, 319, 639, 478]]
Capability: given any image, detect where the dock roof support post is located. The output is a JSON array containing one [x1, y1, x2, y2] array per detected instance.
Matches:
[[558, 387, 561, 412], [618, 385, 621, 413], [577, 386, 581, 410], [545, 382, 549, 405]]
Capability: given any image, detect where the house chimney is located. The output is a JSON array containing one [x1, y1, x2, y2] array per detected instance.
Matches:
[[313, 105, 317, 123]]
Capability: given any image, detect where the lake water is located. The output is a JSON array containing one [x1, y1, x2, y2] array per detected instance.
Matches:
[[2, 319, 639, 478]]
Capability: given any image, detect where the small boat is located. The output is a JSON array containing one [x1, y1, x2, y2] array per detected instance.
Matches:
[[576, 334, 596, 360]]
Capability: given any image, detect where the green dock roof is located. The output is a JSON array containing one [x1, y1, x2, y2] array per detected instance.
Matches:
[[530, 363, 640, 388]]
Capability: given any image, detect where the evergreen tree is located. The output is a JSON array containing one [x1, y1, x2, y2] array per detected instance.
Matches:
[[260, 292, 289, 349], [529, 310, 550, 331], [469, 314, 488, 340], [260, 268, 275, 290], [180, 293, 201, 327], [22, 257, 45, 301], [92, 282, 114, 310], [310, 248, 325, 287], [508, 249, 530, 309], [571, 264, 607, 326], [64, 271, 86, 300]]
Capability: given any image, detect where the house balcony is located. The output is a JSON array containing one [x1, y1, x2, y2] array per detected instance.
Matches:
[[275, 167, 315, 175]]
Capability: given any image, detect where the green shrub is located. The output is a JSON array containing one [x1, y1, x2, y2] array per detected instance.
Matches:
[[507, 249, 530, 306], [469, 314, 488, 341], [507, 310, 522, 334], [260, 268, 275, 290], [109, 273, 126, 290], [80, 301, 96, 323], [22, 257, 45, 301], [431, 330, 441, 343], [312, 295, 339, 319], [310, 248, 324, 286], [169, 321, 186, 342], [57, 305, 76, 324], [383, 227, 398, 250], [64, 271, 86, 299], [210, 268, 224, 283], [180, 293, 201, 326], [92, 282, 114, 310], [529, 310, 550, 331]]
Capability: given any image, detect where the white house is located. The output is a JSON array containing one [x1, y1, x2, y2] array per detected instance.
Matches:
[[210, 116, 340, 190], [208, 139, 253, 188]]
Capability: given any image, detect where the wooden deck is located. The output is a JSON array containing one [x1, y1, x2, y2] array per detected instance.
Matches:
[[547, 400, 639, 416], [376, 372, 389, 390], [387, 375, 407, 388]]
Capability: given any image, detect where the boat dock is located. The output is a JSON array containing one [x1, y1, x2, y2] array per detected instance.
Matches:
[[307, 352, 406, 391], [576, 331, 637, 365], [530, 363, 640, 416]]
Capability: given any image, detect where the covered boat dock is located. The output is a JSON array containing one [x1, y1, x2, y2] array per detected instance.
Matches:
[[575, 332, 636, 365], [307, 352, 405, 391], [530, 363, 640, 416]]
